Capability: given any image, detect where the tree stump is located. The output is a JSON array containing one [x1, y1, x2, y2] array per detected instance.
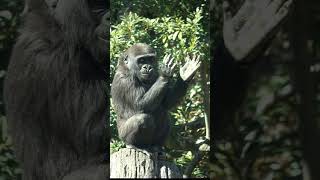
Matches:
[[110, 148, 182, 178]]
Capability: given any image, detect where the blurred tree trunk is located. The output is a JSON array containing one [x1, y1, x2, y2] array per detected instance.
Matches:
[[290, 0, 320, 179]]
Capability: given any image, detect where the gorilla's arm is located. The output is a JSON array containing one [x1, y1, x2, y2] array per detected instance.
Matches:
[[162, 76, 189, 109], [112, 73, 170, 114], [162, 54, 200, 109], [135, 76, 170, 111]]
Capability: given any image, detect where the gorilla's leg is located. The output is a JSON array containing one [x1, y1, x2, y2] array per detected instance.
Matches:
[[118, 114, 155, 148]]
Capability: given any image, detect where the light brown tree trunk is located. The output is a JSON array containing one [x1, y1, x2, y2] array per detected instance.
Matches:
[[110, 148, 182, 178]]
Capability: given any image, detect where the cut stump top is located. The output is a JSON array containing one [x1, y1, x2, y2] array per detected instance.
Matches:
[[110, 148, 182, 178]]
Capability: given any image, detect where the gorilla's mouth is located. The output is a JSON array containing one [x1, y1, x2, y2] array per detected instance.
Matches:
[[141, 73, 152, 80]]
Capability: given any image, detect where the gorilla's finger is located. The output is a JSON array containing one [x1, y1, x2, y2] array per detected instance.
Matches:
[[163, 54, 169, 64], [186, 54, 191, 63], [171, 63, 177, 71], [195, 59, 201, 69], [191, 54, 198, 62], [168, 56, 175, 67], [195, 55, 200, 64]]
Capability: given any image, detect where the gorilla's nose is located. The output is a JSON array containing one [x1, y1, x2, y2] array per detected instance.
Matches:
[[143, 65, 152, 72], [147, 66, 153, 72]]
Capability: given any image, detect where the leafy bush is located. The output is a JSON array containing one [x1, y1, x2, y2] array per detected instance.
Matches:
[[0, 140, 21, 180]]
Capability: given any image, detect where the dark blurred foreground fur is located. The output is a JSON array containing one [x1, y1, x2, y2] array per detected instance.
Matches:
[[4, 0, 109, 179]]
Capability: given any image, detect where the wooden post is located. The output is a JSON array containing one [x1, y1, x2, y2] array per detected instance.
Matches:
[[110, 148, 182, 178]]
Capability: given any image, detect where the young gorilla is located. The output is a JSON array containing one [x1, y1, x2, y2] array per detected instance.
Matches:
[[4, 0, 108, 179], [111, 43, 200, 151]]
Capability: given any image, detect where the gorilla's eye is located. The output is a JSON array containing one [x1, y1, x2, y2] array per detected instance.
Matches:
[[138, 57, 149, 64], [139, 58, 145, 63]]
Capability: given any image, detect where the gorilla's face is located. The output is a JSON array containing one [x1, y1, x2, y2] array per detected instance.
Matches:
[[45, 0, 108, 39], [45, 0, 108, 20], [125, 44, 158, 84], [135, 54, 157, 83], [40, 0, 108, 64]]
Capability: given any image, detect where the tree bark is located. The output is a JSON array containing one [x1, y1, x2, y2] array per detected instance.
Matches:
[[110, 148, 182, 178]]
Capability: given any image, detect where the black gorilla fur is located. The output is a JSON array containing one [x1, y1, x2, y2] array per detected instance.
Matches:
[[111, 43, 190, 149], [3, 0, 109, 179]]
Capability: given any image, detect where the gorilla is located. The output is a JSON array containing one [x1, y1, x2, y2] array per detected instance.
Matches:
[[111, 43, 200, 150], [3, 0, 108, 179]]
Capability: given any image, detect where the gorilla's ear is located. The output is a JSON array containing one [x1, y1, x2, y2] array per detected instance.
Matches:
[[124, 55, 128, 65], [118, 54, 128, 66]]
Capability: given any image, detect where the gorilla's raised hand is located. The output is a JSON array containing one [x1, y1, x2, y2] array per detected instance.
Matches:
[[160, 54, 176, 78], [223, 0, 293, 61], [180, 55, 201, 81]]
